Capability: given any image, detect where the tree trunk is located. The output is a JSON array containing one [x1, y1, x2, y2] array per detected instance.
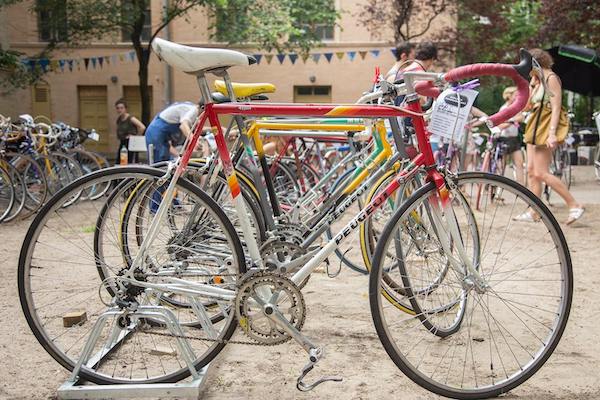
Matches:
[[137, 48, 151, 125], [131, 0, 151, 125]]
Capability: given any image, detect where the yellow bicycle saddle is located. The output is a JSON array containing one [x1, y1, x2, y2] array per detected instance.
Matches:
[[214, 80, 276, 98]]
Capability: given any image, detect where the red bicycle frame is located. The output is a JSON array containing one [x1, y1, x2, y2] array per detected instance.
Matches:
[[178, 100, 448, 210]]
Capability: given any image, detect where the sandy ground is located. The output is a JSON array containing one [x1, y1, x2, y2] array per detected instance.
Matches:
[[1, 166, 599, 400]]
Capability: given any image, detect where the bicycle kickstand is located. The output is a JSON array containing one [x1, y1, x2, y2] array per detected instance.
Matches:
[[296, 347, 343, 392]]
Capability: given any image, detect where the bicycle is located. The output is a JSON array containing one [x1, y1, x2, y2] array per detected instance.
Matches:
[[19, 42, 572, 399]]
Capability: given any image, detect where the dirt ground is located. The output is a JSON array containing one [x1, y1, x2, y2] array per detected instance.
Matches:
[[1, 166, 599, 400]]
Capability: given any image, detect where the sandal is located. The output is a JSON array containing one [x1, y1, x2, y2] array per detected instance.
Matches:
[[566, 207, 584, 225]]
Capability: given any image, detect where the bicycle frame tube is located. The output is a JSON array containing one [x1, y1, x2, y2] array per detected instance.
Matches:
[[123, 89, 486, 299]]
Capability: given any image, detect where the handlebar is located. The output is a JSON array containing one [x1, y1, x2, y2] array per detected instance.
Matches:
[[414, 49, 533, 127]]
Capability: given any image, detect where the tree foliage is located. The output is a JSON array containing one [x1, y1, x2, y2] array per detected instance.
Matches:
[[211, 0, 338, 54], [358, 0, 450, 44], [7, 0, 338, 123], [0, 49, 44, 94]]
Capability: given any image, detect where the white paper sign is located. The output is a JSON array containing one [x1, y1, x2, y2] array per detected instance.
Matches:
[[88, 131, 100, 141], [428, 88, 479, 141]]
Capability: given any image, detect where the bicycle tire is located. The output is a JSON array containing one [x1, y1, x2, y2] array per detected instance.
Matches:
[[0, 165, 15, 222], [1, 161, 25, 222], [370, 172, 572, 399], [6, 152, 49, 218], [323, 167, 367, 274], [18, 166, 246, 385]]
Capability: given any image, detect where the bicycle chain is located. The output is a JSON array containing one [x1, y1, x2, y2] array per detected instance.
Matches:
[[142, 329, 271, 346]]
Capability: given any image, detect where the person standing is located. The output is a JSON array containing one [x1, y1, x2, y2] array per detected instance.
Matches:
[[516, 48, 584, 224], [115, 98, 146, 164]]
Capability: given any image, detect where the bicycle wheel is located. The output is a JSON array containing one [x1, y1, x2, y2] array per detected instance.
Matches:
[[370, 172, 572, 399], [0, 165, 15, 222], [359, 168, 423, 274], [19, 166, 246, 384], [558, 148, 571, 189], [51, 152, 84, 206], [68, 149, 103, 200], [363, 169, 479, 314], [7, 153, 49, 218], [1, 162, 26, 222], [117, 161, 266, 270], [268, 157, 300, 211], [323, 167, 366, 274], [87, 152, 111, 200]]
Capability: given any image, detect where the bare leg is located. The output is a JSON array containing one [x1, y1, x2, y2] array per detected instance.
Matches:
[[526, 144, 542, 197], [530, 144, 580, 208], [511, 149, 525, 186]]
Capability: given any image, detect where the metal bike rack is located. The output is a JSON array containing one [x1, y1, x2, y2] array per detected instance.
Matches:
[[57, 305, 210, 399]]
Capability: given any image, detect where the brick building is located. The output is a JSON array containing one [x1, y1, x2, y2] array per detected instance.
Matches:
[[0, 0, 455, 157]]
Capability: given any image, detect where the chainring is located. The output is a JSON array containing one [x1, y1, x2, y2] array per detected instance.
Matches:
[[272, 222, 306, 245], [235, 270, 306, 346], [260, 239, 305, 273]]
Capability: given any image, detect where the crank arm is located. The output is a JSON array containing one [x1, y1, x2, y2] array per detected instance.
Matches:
[[263, 303, 342, 391], [297, 348, 343, 392]]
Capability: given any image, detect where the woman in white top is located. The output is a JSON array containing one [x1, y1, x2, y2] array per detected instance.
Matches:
[[496, 86, 525, 185]]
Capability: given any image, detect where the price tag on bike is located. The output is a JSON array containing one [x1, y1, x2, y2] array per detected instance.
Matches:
[[428, 87, 479, 141]]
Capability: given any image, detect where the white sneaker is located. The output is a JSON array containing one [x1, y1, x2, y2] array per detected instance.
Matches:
[[566, 207, 584, 225]]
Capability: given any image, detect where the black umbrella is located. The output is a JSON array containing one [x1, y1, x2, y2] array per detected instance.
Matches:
[[547, 45, 600, 97]]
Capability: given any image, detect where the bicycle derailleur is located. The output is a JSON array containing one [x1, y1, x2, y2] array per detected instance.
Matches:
[[235, 270, 342, 391]]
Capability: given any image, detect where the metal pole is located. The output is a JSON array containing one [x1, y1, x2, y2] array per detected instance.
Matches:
[[148, 143, 154, 164]]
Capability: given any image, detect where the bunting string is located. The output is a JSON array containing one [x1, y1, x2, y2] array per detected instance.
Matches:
[[21, 47, 398, 72]]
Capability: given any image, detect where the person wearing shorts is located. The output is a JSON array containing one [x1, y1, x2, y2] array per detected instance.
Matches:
[[495, 86, 525, 185]]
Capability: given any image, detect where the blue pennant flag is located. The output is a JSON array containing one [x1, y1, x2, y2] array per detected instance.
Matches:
[[111, 54, 118, 65], [91, 57, 97, 69], [58, 59, 66, 72], [27, 59, 36, 72], [253, 54, 263, 64], [288, 53, 298, 64], [276, 53, 286, 64], [347, 51, 356, 62], [390, 48, 398, 59], [84, 58, 90, 70], [67, 59, 74, 72], [98, 57, 104, 68], [128, 51, 136, 61], [311, 53, 321, 63], [324, 52, 333, 63], [39, 58, 50, 72], [370, 50, 380, 58]]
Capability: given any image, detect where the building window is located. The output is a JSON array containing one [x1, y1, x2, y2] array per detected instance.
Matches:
[[314, 24, 334, 41], [37, 0, 68, 42], [121, 3, 152, 42], [293, 86, 332, 103]]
